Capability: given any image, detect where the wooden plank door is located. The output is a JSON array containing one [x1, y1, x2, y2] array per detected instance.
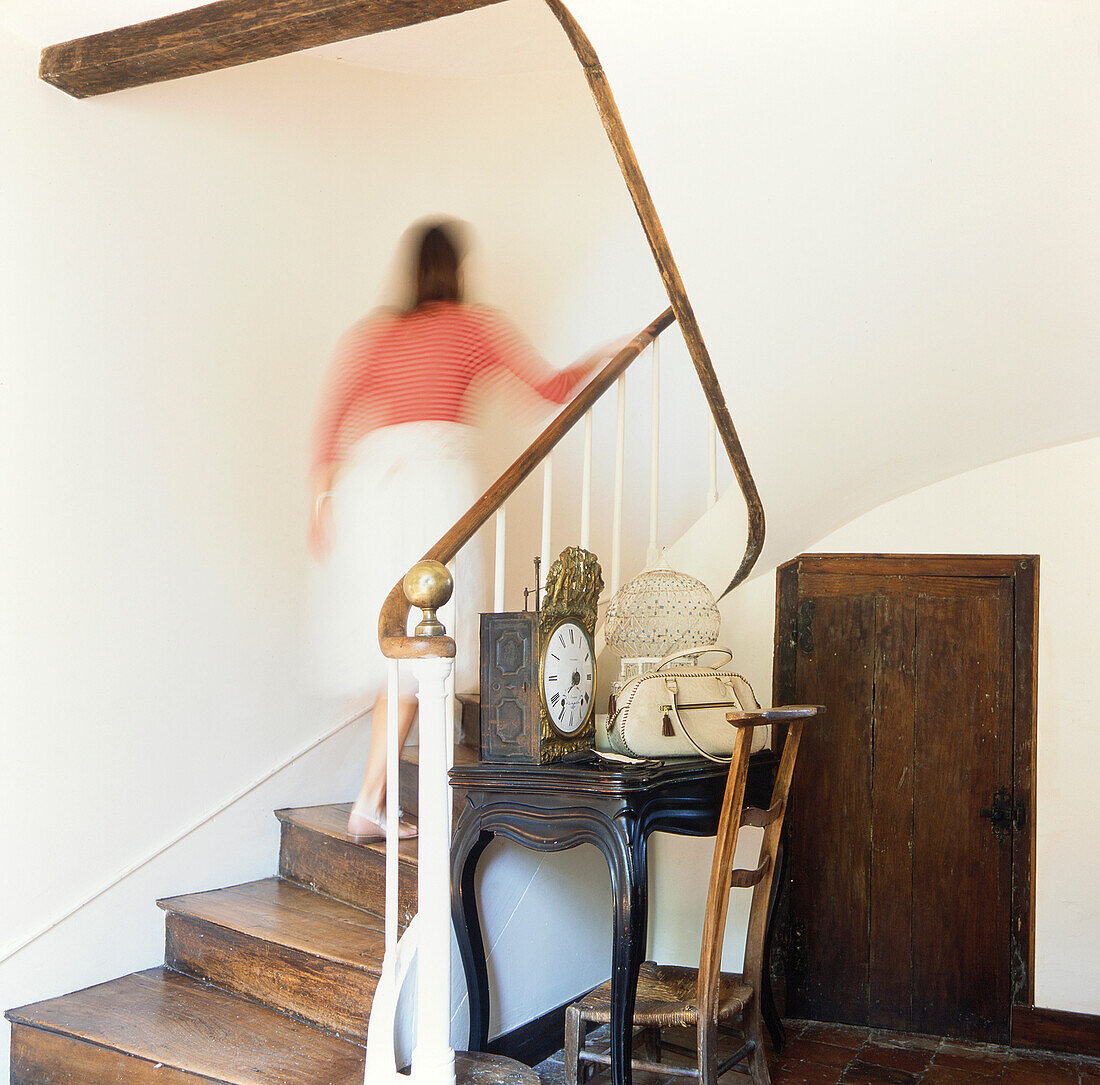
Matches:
[[776, 555, 1035, 1044]]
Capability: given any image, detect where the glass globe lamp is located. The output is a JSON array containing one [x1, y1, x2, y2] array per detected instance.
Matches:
[[605, 564, 721, 687]]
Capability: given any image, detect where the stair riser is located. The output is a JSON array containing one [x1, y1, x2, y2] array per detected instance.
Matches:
[[460, 697, 480, 750], [278, 821, 416, 927], [165, 914, 378, 1043], [398, 757, 464, 822], [398, 756, 418, 819], [398, 698, 479, 819], [11, 1024, 206, 1085]]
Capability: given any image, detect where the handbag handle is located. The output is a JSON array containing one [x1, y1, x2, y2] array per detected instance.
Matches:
[[670, 703, 730, 762], [663, 679, 736, 763], [654, 645, 733, 674]]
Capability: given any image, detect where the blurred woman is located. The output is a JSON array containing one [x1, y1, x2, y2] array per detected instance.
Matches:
[[309, 221, 617, 840]]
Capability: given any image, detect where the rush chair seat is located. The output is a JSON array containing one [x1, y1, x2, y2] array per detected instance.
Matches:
[[563, 705, 821, 1085]]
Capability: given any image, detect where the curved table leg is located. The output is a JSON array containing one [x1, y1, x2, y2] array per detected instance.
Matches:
[[603, 827, 647, 1085], [451, 815, 494, 1053]]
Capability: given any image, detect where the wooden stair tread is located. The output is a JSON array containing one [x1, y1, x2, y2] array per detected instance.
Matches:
[[275, 803, 419, 863], [6, 967, 365, 1085], [158, 878, 384, 971]]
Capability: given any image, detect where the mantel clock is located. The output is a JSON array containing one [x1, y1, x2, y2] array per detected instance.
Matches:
[[480, 546, 603, 764]]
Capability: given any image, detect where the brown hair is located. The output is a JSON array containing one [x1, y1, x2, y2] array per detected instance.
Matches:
[[412, 224, 463, 309]]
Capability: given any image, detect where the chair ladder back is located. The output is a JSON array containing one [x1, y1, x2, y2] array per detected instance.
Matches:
[[741, 718, 808, 991], [741, 801, 783, 829], [696, 721, 758, 1026], [730, 854, 771, 889]]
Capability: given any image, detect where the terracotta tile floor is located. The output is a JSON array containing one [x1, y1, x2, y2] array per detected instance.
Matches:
[[534, 1020, 1100, 1084]]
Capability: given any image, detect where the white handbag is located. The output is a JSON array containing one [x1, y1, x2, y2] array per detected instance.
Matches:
[[606, 647, 770, 762]]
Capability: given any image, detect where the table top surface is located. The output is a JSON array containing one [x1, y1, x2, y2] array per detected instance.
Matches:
[[449, 749, 778, 796]]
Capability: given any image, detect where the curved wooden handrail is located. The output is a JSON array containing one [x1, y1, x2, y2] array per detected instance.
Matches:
[[544, 0, 765, 599], [373, 4, 771, 658], [380, 306, 674, 659], [380, 2, 772, 659]]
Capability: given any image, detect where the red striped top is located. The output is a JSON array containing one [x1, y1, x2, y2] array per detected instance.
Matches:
[[312, 302, 589, 471]]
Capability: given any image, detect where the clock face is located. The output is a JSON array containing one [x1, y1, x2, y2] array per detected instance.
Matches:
[[540, 619, 595, 736]]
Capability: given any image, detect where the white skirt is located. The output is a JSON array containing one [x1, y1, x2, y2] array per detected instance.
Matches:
[[307, 422, 485, 701]]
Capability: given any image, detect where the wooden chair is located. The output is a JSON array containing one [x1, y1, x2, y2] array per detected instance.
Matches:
[[563, 706, 820, 1085]]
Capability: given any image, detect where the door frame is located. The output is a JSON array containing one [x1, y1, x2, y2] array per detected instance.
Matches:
[[772, 552, 1039, 1012]]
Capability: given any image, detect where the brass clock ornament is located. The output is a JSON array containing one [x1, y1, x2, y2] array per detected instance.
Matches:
[[480, 546, 603, 764]]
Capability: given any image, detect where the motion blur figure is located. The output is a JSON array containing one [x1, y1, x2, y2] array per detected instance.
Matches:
[[309, 220, 622, 840]]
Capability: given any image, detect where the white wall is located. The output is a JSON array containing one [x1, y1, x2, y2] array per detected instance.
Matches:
[[659, 436, 1100, 1015], [0, 19, 369, 1004], [0, 28, 394, 1070]]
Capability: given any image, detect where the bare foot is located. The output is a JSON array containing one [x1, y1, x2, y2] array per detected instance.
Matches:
[[346, 804, 418, 842]]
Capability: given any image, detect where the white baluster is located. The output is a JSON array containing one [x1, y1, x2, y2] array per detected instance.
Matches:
[[611, 375, 626, 594], [385, 660, 400, 963], [410, 652, 456, 1085], [396, 562, 456, 1085], [446, 560, 456, 782], [494, 507, 506, 612], [364, 656, 409, 1085], [367, 564, 535, 1085], [647, 339, 660, 567], [541, 457, 553, 578], [707, 408, 719, 508], [580, 410, 593, 551]]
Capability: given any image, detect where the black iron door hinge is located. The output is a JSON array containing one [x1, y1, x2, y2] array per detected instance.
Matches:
[[980, 787, 1027, 840]]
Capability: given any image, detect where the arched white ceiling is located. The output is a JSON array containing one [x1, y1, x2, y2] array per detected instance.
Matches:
[[309, 1, 577, 76], [564, 0, 1100, 568]]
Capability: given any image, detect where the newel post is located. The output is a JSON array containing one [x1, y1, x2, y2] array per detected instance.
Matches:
[[366, 561, 538, 1085], [403, 560, 457, 1085]]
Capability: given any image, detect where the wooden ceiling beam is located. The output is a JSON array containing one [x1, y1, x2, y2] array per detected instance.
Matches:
[[39, 0, 508, 98]]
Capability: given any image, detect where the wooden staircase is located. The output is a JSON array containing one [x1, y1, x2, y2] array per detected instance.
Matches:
[[6, 715, 481, 1084], [8, 297, 766, 1081]]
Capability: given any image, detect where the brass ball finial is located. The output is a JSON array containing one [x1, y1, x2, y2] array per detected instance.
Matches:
[[403, 560, 453, 637]]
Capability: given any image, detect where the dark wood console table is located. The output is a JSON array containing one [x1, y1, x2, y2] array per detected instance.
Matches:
[[449, 753, 781, 1085]]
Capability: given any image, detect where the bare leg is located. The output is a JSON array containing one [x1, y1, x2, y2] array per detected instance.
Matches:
[[347, 693, 418, 840]]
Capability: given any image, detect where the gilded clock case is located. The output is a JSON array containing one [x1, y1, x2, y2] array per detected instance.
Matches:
[[479, 546, 603, 765]]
